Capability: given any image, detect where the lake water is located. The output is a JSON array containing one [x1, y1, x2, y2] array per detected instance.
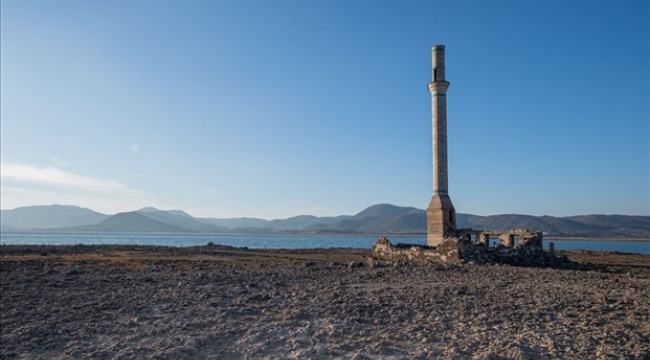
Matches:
[[1, 232, 648, 255]]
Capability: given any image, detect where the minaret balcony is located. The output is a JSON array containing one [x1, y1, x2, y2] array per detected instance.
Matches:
[[428, 81, 450, 94]]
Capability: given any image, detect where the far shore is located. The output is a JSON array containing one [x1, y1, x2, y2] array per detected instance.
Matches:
[[545, 236, 650, 242], [1, 230, 649, 243]]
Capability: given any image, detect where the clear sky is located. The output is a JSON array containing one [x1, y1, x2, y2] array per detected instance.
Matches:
[[1, 0, 648, 219]]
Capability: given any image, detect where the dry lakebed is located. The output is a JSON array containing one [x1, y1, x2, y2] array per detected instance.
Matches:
[[1, 244, 649, 359]]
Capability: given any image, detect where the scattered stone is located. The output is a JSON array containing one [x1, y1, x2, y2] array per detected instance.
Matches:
[[365, 257, 374, 268], [348, 261, 363, 269], [1, 245, 648, 359]]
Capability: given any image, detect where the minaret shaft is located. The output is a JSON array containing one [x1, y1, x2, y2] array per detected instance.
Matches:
[[432, 90, 448, 194], [427, 45, 456, 246]]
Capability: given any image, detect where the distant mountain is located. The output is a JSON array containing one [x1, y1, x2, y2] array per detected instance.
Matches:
[[564, 215, 650, 237], [268, 215, 344, 230], [0, 205, 108, 231], [305, 205, 422, 234], [303, 205, 649, 237], [69, 212, 194, 233], [459, 213, 650, 238], [199, 217, 270, 229], [354, 203, 420, 219], [1, 204, 648, 238], [362, 210, 426, 234], [136, 208, 227, 232], [139, 207, 194, 219]]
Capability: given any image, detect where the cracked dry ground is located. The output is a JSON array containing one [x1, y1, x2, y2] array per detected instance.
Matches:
[[1, 245, 649, 359]]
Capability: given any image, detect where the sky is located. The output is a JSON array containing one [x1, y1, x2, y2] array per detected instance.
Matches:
[[1, 0, 648, 219]]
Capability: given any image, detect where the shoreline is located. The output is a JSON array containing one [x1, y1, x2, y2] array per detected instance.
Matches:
[[545, 236, 650, 242], [3, 230, 648, 241]]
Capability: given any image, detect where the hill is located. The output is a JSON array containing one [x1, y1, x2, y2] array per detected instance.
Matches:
[[305, 205, 421, 234], [69, 212, 195, 233], [0, 205, 108, 231], [137, 208, 227, 233], [198, 217, 271, 229], [354, 204, 420, 219], [459, 213, 650, 238]]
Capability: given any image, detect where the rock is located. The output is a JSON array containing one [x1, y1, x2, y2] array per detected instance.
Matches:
[[43, 264, 55, 274], [348, 261, 363, 269]]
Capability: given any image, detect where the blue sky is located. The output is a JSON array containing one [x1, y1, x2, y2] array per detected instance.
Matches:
[[1, 0, 648, 218]]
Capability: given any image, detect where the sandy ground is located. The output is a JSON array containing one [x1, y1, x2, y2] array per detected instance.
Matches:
[[1, 244, 649, 359]]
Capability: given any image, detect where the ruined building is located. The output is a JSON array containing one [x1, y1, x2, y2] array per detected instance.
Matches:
[[373, 45, 554, 264]]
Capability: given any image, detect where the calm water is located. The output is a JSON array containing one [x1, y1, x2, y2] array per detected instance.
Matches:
[[1, 232, 648, 254]]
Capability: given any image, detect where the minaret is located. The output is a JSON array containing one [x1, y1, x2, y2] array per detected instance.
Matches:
[[427, 45, 457, 246]]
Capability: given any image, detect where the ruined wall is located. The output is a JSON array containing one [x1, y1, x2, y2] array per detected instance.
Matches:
[[372, 236, 462, 263], [372, 234, 562, 266]]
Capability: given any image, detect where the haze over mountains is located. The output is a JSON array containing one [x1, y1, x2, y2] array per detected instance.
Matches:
[[1, 204, 648, 238]]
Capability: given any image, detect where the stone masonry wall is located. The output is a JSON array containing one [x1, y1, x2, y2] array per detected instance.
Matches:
[[372, 235, 565, 266]]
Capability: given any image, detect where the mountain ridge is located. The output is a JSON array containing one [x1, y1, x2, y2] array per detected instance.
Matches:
[[1, 204, 648, 238], [0, 205, 109, 230], [67, 212, 195, 233]]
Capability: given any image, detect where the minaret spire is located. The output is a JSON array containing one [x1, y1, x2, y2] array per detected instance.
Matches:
[[427, 45, 457, 246]]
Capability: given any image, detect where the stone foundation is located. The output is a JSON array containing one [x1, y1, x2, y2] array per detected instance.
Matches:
[[372, 233, 566, 266]]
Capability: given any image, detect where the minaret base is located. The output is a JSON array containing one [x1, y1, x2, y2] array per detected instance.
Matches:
[[427, 194, 457, 247]]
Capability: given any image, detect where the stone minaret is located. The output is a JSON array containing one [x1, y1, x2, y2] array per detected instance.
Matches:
[[427, 45, 456, 246]]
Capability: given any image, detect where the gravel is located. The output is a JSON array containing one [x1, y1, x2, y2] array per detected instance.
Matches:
[[1, 246, 649, 359]]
